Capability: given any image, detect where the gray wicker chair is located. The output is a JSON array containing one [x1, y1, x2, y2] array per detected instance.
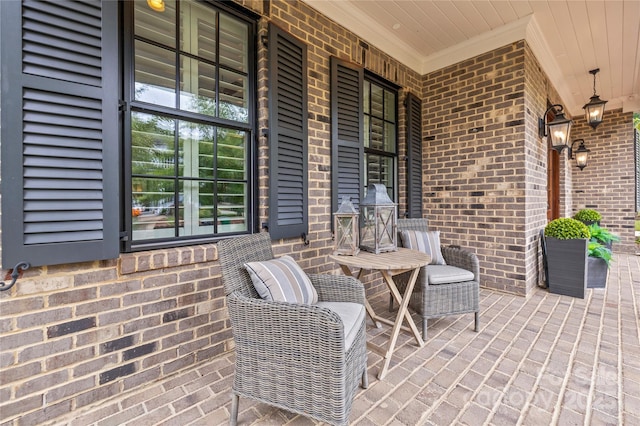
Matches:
[[217, 232, 368, 426], [393, 218, 480, 339]]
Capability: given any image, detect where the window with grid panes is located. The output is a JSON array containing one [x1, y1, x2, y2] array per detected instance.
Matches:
[[126, 0, 255, 248], [363, 76, 397, 199]]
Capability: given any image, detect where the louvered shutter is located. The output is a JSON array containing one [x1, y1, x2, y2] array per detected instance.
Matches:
[[267, 24, 308, 240], [406, 92, 423, 218], [0, 0, 119, 268], [330, 57, 363, 217]]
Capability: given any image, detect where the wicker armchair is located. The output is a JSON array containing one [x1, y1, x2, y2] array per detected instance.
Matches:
[[217, 232, 368, 426], [393, 218, 480, 339]]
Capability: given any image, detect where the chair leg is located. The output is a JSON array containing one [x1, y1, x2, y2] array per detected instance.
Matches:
[[229, 393, 239, 426], [474, 312, 480, 332], [388, 293, 394, 312], [422, 318, 428, 340], [362, 368, 369, 389]]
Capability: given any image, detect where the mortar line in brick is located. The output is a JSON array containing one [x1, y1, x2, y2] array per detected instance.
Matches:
[[583, 287, 610, 425], [620, 255, 637, 420], [482, 293, 562, 424], [436, 290, 557, 426], [364, 288, 496, 381], [407, 291, 540, 425], [511, 293, 587, 426], [350, 290, 506, 424], [548, 291, 594, 425], [352, 294, 471, 404]]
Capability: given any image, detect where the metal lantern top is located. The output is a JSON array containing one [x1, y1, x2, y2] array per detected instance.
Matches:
[[336, 196, 358, 214], [361, 183, 395, 207]]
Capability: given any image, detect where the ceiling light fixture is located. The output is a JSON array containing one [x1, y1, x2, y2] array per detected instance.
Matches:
[[582, 68, 607, 129]]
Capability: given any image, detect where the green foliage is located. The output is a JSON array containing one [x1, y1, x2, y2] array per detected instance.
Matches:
[[588, 242, 612, 266], [634, 112, 640, 132], [587, 223, 620, 245], [573, 209, 602, 222], [545, 218, 590, 240]]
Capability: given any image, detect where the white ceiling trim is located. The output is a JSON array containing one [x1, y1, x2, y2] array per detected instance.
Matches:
[[304, 0, 630, 117], [419, 15, 530, 75], [305, 0, 423, 71], [524, 14, 575, 114]]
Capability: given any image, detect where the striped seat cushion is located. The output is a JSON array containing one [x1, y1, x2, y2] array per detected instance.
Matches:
[[244, 255, 318, 304], [400, 230, 446, 265]]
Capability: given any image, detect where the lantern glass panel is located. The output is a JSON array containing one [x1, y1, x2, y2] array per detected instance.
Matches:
[[575, 151, 588, 168], [359, 183, 397, 254], [549, 120, 571, 149]]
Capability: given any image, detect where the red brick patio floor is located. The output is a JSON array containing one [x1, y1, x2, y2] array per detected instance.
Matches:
[[53, 254, 639, 425]]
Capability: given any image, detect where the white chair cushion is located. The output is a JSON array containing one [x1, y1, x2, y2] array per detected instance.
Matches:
[[244, 255, 318, 304], [400, 230, 446, 265], [426, 265, 475, 285], [315, 302, 365, 351]]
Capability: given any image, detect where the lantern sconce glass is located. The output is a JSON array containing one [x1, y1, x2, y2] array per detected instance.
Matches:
[[569, 139, 590, 171], [147, 0, 165, 12], [539, 104, 573, 153], [582, 68, 607, 130]]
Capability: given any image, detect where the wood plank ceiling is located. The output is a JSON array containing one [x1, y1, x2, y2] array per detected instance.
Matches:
[[303, 0, 640, 116]]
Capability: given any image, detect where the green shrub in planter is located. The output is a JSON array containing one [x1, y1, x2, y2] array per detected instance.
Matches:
[[587, 223, 620, 248], [586, 225, 618, 288], [545, 218, 590, 240], [573, 209, 602, 225]]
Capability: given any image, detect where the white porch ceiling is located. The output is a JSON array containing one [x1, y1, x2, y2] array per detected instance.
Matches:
[[303, 0, 640, 117]]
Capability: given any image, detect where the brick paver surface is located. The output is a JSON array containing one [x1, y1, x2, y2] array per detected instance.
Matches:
[[54, 254, 639, 425]]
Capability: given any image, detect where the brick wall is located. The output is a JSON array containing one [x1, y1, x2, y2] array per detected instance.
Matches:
[[422, 41, 542, 295], [570, 109, 637, 253], [0, 1, 424, 424], [1, 0, 636, 424]]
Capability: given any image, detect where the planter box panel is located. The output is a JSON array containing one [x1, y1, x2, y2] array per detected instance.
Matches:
[[587, 257, 608, 288], [545, 237, 588, 299]]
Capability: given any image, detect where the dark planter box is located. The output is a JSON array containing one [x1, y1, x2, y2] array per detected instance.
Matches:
[[587, 256, 609, 288], [544, 237, 588, 299]]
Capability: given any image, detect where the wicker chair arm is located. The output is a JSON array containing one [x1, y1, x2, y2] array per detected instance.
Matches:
[[308, 274, 365, 304], [441, 246, 480, 281], [227, 293, 347, 351]]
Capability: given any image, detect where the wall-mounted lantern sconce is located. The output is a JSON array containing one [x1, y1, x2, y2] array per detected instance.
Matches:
[[147, 0, 165, 12], [569, 139, 590, 170], [582, 68, 607, 129], [539, 104, 573, 153]]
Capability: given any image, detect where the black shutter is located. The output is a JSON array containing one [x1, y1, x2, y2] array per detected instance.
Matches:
[[406, 92, 423, 218], [267, 24, 308, 240], [0, 0, 119, 268], [330, 57, 363, 218]]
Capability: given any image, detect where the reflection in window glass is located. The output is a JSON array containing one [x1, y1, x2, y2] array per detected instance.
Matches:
[[180, 1, 216, 62], [134, 0, 177, 48], [134, 41, 176, 108], [220, 13, 248, 73], [364, 76, 397, 199], [219, 68, 248, 122], [179, 57, 216, 116], [132, 112, 176, 177], [128, 0, 254, 246]]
